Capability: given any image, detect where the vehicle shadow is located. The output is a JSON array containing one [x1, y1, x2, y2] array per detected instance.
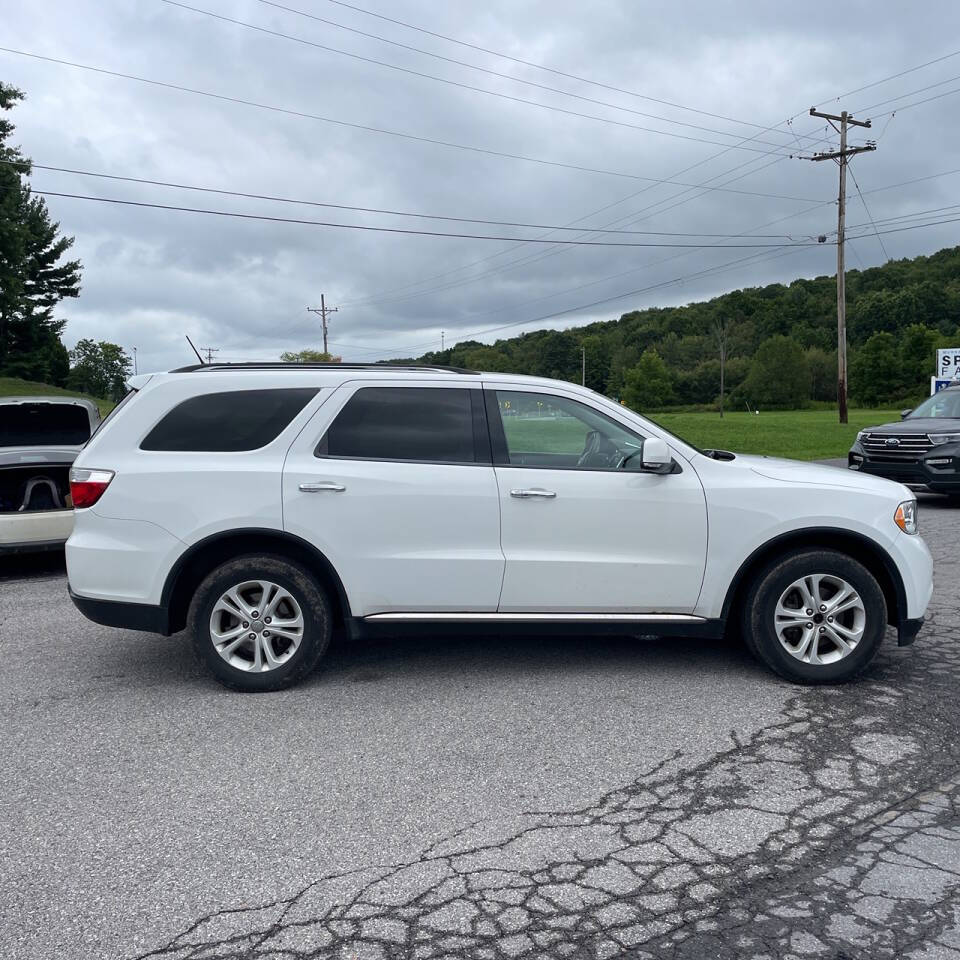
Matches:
[[0, 548, 66, 580]]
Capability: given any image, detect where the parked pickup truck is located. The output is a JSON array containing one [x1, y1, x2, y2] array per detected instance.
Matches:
[[0, 396, 101, 554]]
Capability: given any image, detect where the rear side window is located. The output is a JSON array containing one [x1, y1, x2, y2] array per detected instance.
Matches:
[[317, 387, 482, 463], [141, 388, 318, 452], [0, 403, 92, 446]]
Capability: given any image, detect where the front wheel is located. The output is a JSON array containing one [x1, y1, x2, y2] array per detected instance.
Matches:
[[187, 554, 332, 692], [742, 549, 887, 684]]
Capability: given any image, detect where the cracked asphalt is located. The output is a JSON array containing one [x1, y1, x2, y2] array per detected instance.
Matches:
[[1, 495, 958, 960]]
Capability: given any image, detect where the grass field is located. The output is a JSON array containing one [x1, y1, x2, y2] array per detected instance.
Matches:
[[503, 408, 902, 461], [649, 408, 901, 460], [0, 377, 113, 417]]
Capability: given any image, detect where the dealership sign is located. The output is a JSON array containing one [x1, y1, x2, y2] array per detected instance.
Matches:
[[937, 348, 960, 379]]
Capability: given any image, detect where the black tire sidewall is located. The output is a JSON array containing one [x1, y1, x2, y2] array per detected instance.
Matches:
[[744, 549, 886, 684], [188, 554, 331, 692]]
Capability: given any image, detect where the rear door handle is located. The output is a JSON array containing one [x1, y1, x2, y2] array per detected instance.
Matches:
[[510, 488, 557, 499], [299, 481, 346, 493]]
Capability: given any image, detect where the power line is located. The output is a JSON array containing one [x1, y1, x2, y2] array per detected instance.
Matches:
[[343, 150, 805, 310], [294, 0, 820, 138], [236, 0, 824, 146], [0, 47, 807, 182], [852, 72, 960, 114], [816, 47, 960, 104], [869, 84, 960, 119], [3, 160, 825, 233], [159, 2, 802, 155], [848, 166, 890, 261], [31, 189, 825, 247]]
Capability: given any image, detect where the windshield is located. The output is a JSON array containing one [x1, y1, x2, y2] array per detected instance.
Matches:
[[907, 390, 960, 420], [0, 403, 92, 446]]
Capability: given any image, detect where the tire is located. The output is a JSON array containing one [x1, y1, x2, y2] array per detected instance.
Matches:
[[741, 549, 887, 684], [187, 554, 332, 692]]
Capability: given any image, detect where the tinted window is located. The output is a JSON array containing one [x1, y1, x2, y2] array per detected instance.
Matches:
[[141, 388, 317, 451], [908, 389, 960, 419], [0, 403, 92, 447], [318, 387, 478, 463], [493, 391, 643, 470]]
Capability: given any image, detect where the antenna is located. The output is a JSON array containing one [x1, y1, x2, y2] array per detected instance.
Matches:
[[185, 334, 205, 364]]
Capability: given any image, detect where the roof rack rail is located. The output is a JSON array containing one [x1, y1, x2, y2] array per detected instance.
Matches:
[[169, 361, 479, 375]]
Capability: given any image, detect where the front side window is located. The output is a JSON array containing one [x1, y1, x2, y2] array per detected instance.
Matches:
[[317, 386, 481, 463], [141, 388, 318, 452], [491, 391, 644, 470]]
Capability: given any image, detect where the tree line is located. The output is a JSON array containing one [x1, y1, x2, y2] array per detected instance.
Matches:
[[403, 246, 960, 410], [1, 81, 130, 401]]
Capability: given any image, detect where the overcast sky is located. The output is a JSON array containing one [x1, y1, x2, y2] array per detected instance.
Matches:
[[3, 0, 960, 372]]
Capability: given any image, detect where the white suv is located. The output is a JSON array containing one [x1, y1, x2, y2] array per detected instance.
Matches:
[[66, 363, 933, 692]]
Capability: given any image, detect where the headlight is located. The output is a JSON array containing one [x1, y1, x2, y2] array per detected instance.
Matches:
[[855, 430, 866, 442], [894, 500, 919, 535], [929, 433, 960, 445]]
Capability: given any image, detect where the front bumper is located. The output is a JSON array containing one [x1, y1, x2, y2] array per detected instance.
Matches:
[[848, 441, 960, 493], [898, 617, 925, 647]]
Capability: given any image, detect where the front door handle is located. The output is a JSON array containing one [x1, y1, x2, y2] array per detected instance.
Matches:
[[510, 488, 557, 499], [299, 481, 346, 493]]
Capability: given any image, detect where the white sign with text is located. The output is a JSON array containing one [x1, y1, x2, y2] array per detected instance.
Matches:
[[937, 347, 960, 380]]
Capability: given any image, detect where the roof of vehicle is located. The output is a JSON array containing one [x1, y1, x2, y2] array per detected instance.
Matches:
[[170, 362, 480, 375]]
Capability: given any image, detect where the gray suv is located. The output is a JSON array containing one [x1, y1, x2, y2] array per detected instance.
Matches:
[[848, 385, 960, 499]]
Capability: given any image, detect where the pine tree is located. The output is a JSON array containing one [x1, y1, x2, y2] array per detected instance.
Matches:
[[0, 82, 81, 383]]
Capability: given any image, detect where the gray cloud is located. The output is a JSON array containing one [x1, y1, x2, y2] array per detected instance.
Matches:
[[3, 0, 960, 371]]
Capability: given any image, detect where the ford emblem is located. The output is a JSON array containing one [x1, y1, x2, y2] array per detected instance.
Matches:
[[885, 437, 901, 446]]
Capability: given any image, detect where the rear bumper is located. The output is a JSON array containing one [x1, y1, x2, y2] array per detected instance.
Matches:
[[69, 587, 171, 635], [0, 509, 73, 551]]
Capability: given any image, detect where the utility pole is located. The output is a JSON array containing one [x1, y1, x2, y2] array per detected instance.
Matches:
[[807, 108, 876, 424], [132, 346, 138, 376], [307, 294, 338, 355], [581, 345, 586, 386], [441, 330, 445, 352], [200, 346, 220, 364], [713, 317, 728, 419]]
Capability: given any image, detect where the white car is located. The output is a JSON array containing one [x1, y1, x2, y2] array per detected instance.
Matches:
[[1, 396, 100, 554], [66, 363, 932, 691]]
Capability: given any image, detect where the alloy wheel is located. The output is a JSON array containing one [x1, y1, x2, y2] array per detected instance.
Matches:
[[209, 579, 305, 672], [773, 573, 866, 666]]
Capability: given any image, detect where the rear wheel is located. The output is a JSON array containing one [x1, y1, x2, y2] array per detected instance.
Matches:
[[742, 549, 887, 684], [188, 554, 332, 692]]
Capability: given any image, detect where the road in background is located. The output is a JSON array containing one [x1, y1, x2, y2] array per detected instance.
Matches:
[[1, 495, 958, 959]]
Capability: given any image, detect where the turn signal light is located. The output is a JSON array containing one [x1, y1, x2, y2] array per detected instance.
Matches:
[[69, 468, 115, 508]]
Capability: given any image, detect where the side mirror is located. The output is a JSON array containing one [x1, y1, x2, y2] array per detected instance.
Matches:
[[639, 437, 674, 474], [900, 409, 912, 420]]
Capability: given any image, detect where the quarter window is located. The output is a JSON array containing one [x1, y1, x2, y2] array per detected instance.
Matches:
[[317, 387, 480, 463], [140, 388, 318, 452], [491, 390, 644, 470]]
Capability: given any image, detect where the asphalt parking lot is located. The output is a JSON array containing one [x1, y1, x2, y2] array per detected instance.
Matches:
[[2, 495, 959, 960]]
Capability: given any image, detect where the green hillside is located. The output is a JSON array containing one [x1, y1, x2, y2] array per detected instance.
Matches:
[[407, 245, 960, 410], [0, 377, 114, 417]]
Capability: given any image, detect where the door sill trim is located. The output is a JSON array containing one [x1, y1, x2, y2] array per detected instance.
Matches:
[[363, 612, 705, 622]]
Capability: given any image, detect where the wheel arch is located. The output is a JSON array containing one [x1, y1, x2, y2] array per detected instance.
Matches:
[[162, 528, 351, 636], [721, 527, 906, 631]]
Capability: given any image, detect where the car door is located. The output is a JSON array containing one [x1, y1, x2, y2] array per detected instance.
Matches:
[[283, 380, 504, 616], [486, 385, 707, 613]]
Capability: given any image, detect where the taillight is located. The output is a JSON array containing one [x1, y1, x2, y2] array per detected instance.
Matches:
[[69, 468, 115, 508]]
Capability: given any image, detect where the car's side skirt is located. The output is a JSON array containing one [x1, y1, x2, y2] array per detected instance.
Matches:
[[352, 612, 724, 639]]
